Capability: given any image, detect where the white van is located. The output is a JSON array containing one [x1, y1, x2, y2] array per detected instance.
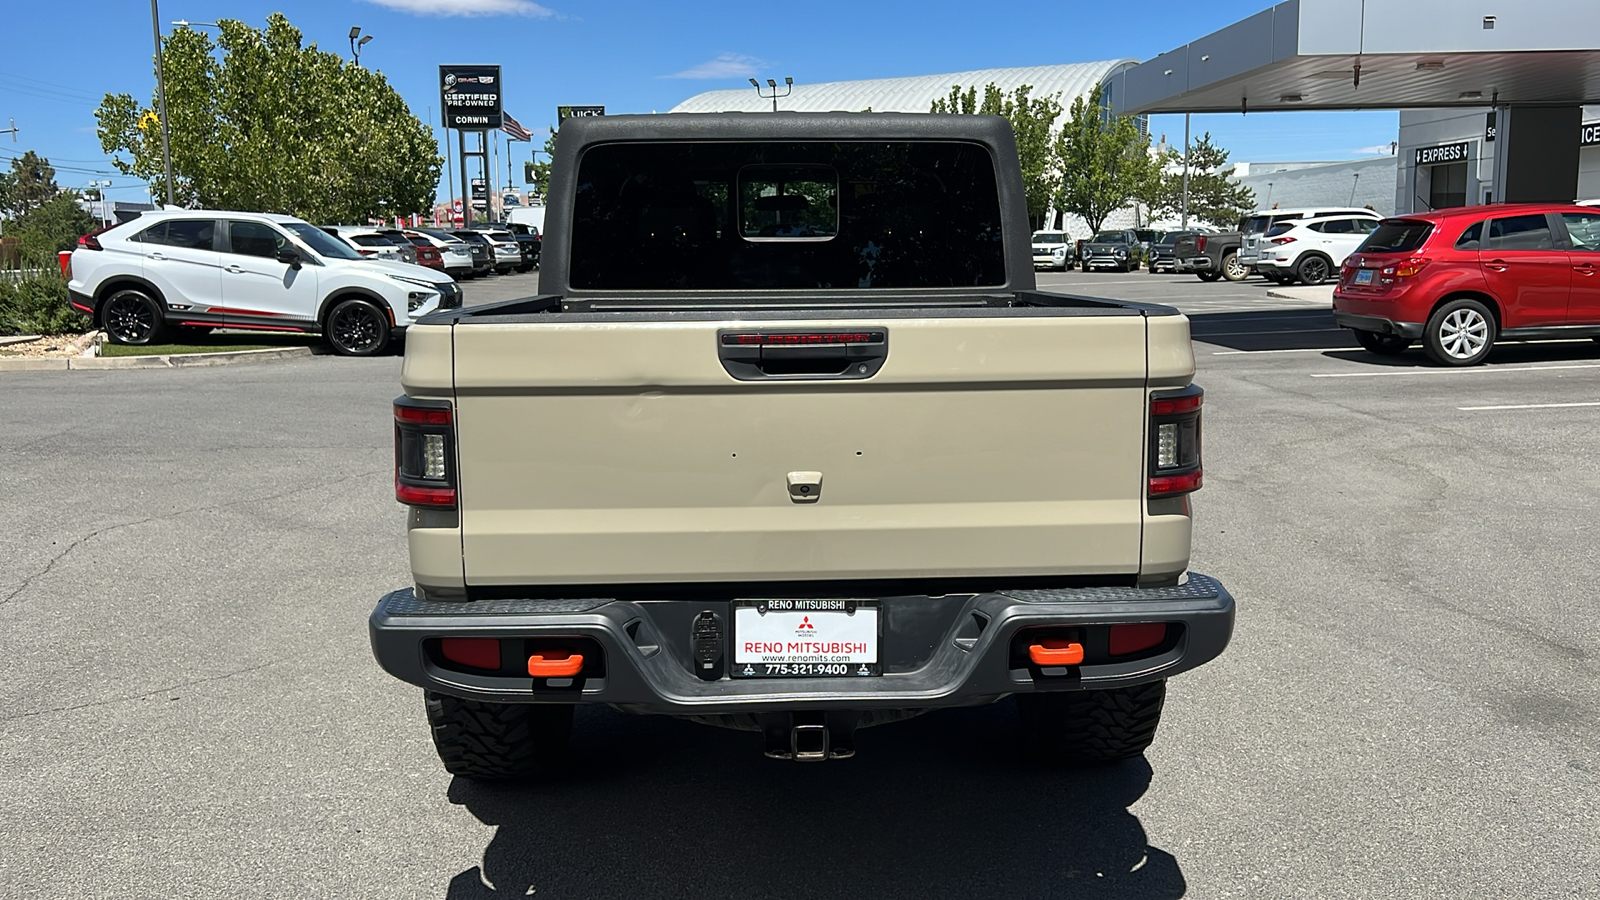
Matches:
[[505, 205, 547, 234]]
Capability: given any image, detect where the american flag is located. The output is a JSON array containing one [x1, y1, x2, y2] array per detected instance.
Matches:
[[501, 112, 533, 142]]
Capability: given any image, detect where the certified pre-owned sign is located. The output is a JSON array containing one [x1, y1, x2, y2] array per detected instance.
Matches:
[[1415, 141, 1471, 166], [1583, 122, 1600, 147], [440, 65, 502, 130]]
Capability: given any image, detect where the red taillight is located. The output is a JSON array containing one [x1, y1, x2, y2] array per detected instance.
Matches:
[[396, 405, 452, 426], [395, 401, 456, 508], [1149, 387, 1203, 498], [1393, 257, 1429, 277], [78, 229, 106, 251], [1109, 623, 1169, 656], [1150, 393, 1202, 417], [1148, 470, 1204, 496], [440, 638, 500, 670], [1270, 236, 1296, 245], [1196, 236, 1208, 252]]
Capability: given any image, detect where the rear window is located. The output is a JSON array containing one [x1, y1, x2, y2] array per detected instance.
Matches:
[[569, 141, 1006, 290], [1358, 221, 1434, 254], [1264, 223, 1295, 237]]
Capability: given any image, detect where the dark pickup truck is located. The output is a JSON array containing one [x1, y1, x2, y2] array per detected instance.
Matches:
[[369, 113, 1234, 777], [1172, 232, 1246, 282]]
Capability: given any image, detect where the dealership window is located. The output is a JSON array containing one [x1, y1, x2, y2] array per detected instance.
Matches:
[[1428, 163, 1468, 210]]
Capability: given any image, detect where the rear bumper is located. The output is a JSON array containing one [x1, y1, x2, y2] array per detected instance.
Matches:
[[1174, 256, 1213, 272], [369, 575, 1235, 714], [1333, 312, 1424, 339]]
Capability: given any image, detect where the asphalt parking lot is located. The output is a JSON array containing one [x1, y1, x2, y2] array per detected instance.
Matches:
[[3, 268, 1598, 898]]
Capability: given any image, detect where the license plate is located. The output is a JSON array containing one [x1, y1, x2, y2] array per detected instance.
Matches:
[[731, 600, 880, 677], [1354, 269, 1374, 285]]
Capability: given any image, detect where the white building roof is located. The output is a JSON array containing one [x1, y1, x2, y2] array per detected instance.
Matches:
[[669, 61, 1138, 124]]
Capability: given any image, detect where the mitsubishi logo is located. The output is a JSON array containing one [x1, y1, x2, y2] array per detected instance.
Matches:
[[797, 616, 815, 630]]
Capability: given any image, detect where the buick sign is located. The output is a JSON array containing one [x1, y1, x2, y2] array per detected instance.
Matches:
[[1414, 141, 1471, 166]]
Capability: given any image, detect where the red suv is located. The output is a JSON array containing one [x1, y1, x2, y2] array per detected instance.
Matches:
[[1333, 203, 1600, 366]]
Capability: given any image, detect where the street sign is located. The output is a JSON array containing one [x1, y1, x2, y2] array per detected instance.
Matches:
[[470, 178, 487, 199], [558, 105, 604, 123], [440, 65, 503, 130]]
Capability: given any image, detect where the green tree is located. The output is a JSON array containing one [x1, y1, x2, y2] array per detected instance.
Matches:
[[527, 128, 557, 198], [1161, 133, 1255, 229], [15, 194, 96, 259], [96, 13, 441, 222], [932, 83, 1062, 229], [0, 150, 62, 219], [1051, 83, 1159, 234]]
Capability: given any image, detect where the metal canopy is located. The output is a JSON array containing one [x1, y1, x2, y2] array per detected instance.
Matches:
[[1112, 0, 1600, 115]]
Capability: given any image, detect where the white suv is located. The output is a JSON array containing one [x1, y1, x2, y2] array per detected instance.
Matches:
[[1253, 214, 1382, 285], [68, 210, 462, 356]]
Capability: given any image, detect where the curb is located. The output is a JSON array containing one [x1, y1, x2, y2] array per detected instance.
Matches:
[[0, 346, 319, 372]]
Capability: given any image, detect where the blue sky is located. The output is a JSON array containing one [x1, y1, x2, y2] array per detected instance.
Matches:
[[3, 0, 1397, 205]]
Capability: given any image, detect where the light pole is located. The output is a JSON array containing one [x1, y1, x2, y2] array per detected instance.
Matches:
[[1349, 172, 1361, 205], [349, 26, 372, 66], [150, 0, 174, 205], [87, 180, 114, 227], [749, 77, 793, 112]]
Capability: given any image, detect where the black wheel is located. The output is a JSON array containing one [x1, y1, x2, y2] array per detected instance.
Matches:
[[1423, 298, 1496, 366], [1294, 254, 1332, 286], [1018, 681, 1166, 763], [1220, 252, 1248, 282], [101, 289, 166, 346], [324, 298, 391, 357], [1354, 329, 1412, 355], [1197, 271, 1222, 282], [425, 692, 573, 780]]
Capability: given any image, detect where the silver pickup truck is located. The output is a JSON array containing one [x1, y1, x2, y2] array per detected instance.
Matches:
[[369, 114, 1234, 777]]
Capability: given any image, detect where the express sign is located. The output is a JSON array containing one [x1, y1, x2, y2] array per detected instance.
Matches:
[[1415, 141, 1471, 166], [440, 65, 502, 130]]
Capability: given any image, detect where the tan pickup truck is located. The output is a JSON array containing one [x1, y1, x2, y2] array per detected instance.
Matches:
[[370, 113, 1234, 777]]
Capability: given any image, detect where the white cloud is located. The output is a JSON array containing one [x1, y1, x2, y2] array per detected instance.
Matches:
[[664, 53, 767, 80], [361, 0, 556, 17], [1354, 144, 1396, 156]]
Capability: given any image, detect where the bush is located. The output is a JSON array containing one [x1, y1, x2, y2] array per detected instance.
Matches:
[[0, 267, 84, 336]]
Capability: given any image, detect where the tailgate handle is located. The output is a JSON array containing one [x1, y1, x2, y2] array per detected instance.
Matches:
[[719, 330, 888, 381]]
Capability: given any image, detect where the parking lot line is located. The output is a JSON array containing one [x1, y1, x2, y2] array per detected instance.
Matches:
[[1457, 401, 1600, 411], [1311, 363, 1600, 378]]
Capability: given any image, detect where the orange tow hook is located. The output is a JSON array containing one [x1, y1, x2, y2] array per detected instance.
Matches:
[[1028, 639, 1084, 666], [527, 651, 584, 677]]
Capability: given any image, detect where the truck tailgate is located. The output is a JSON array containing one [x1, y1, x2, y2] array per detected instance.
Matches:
[[450, 312, 1150, 587]]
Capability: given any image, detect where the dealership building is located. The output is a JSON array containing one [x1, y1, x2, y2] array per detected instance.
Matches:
[[1395, 107, 1600, 212], [673, 0, 1600, 223]]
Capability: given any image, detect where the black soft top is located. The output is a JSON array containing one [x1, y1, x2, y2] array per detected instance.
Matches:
[[538, 113, 1034, 298]]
